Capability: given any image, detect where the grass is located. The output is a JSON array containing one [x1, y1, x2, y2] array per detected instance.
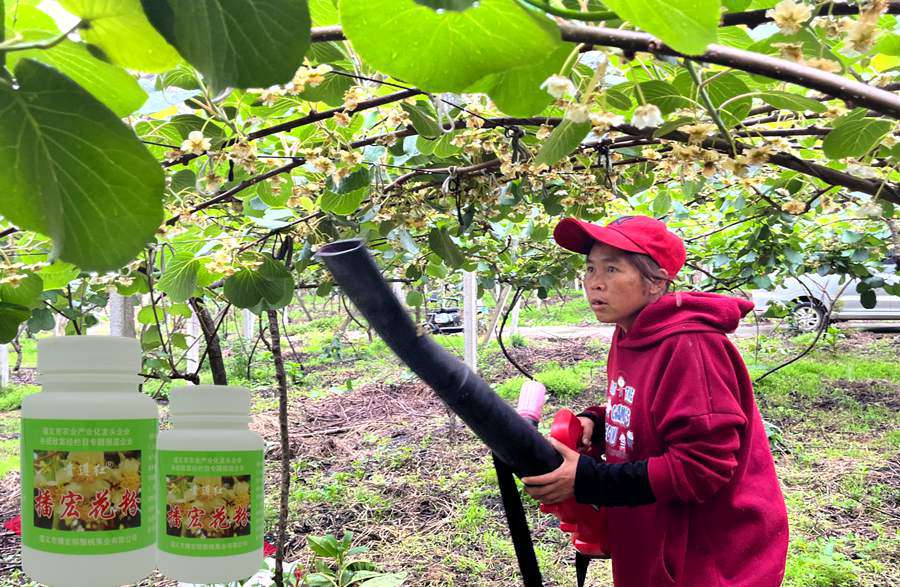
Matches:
[[519, 292, 594, 327], [495, 359, 602, 401], [0, 384, 38, 411]]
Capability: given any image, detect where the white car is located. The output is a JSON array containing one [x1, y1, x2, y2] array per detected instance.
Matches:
[[750, 257, 900, 332]]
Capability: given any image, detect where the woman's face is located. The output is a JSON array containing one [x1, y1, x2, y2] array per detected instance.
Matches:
[[583, 243, 663, 330]]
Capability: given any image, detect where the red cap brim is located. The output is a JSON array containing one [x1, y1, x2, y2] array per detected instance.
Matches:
[[553, 218, 648, 256]]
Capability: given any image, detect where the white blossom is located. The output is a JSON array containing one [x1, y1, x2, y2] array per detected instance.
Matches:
[[631, 104, 664, 129], [540, 74, 576, 99], [565, 104, 591, 124]]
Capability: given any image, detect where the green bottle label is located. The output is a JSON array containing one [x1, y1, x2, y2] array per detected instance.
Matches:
[[158, 450, 263, 557], [21, 418, 157, 555]]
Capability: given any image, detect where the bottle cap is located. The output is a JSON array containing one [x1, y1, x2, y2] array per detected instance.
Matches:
[[169, 385, 251, 416], [38, 336, 142, 376]]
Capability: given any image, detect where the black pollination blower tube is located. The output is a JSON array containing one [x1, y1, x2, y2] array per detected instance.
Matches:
[[316, 239, 563, 477]]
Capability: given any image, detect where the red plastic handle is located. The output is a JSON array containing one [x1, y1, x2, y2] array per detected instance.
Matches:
[[549, 408, 583, 450]]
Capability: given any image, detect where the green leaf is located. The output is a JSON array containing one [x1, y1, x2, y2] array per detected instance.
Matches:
[[143, 0, 311, 89], [310, 0, 340, 25], [36, 261, 80, 291], [873, 33, 900, 57], [428, 228, 465, 268], [859, 289, 876, 309], [341, 0, 562, 92], [27, 307, 57, 334], [601, 0, 719, 56], [653, 116, 693, 138], [465, 42, 573, 117], [4, 5, 147, 116], [256, 180, 290, 208], [0, 272, 43, 309], [137, 305, 159, 326], [533, 119, 590, 167], [757, 91, 826, 114], [0, 59, 165, 271], [58, 0, 181, 72], [319, 168, 370, 215], [0, 302, 30, 343], [822, 118, 893, 160], [171, 169, 197, 193], [405, 290, 424, 306], [604, 87, 633, 111], [401, 102, 442, 138], [652, 191, 671, 216], [307, 535, 340, 558], [298, 68, 354, 107], [704, 72, 752, 128], [223, 254, 294, 310], [636, 80, 689, 115], [716, 25, 753, 49], [157, 251, 201, 302]]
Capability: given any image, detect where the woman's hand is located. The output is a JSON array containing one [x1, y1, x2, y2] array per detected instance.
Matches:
[[577, 416, 595, 448], [521, 438, 581, 505]]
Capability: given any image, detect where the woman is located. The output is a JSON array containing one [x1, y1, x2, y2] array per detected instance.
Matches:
[[522, 215, 788, 586]]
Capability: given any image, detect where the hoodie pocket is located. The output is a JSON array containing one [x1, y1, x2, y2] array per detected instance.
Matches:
[[658, 504, 689, 585]]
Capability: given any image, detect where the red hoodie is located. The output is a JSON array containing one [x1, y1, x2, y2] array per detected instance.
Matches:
[[583, 291, 788, 586]]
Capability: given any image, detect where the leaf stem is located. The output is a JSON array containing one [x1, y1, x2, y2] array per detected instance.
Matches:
[[684, 60, 736, 156]]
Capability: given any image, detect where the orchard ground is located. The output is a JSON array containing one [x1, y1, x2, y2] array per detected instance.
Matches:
[[0, 294, 897, 586]]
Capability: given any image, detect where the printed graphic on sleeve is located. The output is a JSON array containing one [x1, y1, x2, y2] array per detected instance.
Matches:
[[605, 375, 636, 460]]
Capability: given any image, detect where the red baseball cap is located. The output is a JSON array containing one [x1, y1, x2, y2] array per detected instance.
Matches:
[[553, 215, 686, 278]]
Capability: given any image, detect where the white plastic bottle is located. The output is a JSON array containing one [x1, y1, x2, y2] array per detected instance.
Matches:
[[157, 385, 264, 584], [21, 336, 158, 587]]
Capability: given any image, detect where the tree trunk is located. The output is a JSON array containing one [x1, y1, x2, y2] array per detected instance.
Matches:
[[481, 285, 511, 346], [11, 331, 22, 372], [108, 292, 137, 337], [296, 296, 313, 321], [189, 297, 227, 385], [267, 310, 291, 587]]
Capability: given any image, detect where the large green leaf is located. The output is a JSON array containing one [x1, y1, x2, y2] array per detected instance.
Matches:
[[428, 228, 465, 268], [143, 0, 311, 90], [533, 119, 590, 167], [757, 91, 827, 114], [340, 0, 562, 92], [58, 0, 181, 72], [36, 261, 80, 290], [704, 72, 752, 128], [0, 271, 43, 343], [401, 102, 442, 138], [466, 42, 573, 117], [0, 272, 43, 309], [636, 80, 690, 116], [310, 0, 339, 25], [0, 59, 165, 271], [601, 0, 719, 56], [319, 168, 370, 215], [298, 68, 354, 107], [822, 118, 893, 160], [4, 4, 147, 116], [0, 303, 30, 343], [157, 250, 201, 302], [223, 254, 295, 310]]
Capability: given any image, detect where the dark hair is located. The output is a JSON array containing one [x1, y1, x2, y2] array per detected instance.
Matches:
[[622, 251, 672, 293]]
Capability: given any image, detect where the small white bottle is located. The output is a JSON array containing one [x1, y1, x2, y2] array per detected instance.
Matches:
[[21, 336, 158, 587], [157, 385, 264, 584]]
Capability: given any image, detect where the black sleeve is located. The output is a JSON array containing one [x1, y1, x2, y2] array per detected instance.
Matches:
[[574, 455, 656, 507], [576, 411, 606, 446]]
